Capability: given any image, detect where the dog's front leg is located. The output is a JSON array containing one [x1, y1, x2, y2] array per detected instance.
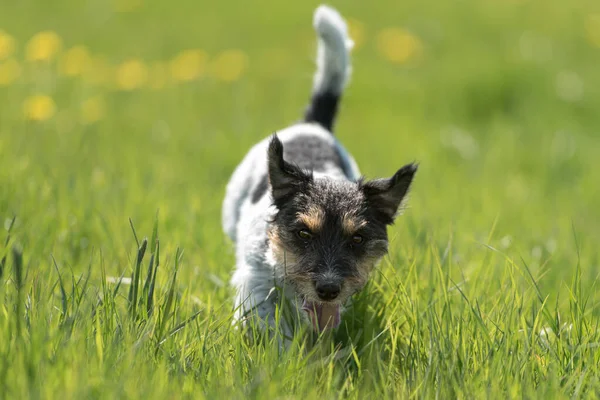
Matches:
[[232, 269, 294, 348]]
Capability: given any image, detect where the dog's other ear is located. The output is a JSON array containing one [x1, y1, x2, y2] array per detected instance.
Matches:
[[268, 135, 311, 207], [361, 163, 418, 224]]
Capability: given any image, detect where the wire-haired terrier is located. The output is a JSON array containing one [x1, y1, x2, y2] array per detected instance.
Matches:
[[222, 5, 417, 343]]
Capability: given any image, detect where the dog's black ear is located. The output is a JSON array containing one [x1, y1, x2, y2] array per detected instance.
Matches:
[[361, 163, 418, 224], [268, 135, 311, 207]]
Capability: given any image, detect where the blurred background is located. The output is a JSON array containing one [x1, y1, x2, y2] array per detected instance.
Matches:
[[1, 0, 600, 295]]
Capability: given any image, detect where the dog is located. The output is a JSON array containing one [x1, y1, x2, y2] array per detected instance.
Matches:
[[222, 5, 417, 342]]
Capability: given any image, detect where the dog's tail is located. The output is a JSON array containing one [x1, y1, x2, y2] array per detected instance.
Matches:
[[303, 5, 353, 132]]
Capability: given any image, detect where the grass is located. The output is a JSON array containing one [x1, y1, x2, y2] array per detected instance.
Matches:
[[1, 0, 600, 398]]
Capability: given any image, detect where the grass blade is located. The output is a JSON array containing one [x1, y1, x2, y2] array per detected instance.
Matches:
[[159, 309, 203, 345], [142, 253, 155, 304], [156, 247, 181, 343], [129, 217, 140, 248], [143, 212, 159, 316], [0, 215, 16, 280], [129, 238, 148, 320], [12, 245, 23, 336], [150, 210, 159, 255], [51, 255, 68, 321], [147, 239, 160, 316]]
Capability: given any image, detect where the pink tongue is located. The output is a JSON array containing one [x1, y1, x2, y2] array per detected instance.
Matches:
[[302, 300, 341, 332]]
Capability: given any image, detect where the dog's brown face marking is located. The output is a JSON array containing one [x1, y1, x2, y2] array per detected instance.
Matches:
[[342, 212, 367, 235], [297, 205, 325, 232], [268, 226, 307, 281]]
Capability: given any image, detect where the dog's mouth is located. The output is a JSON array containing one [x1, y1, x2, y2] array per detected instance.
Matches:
[[302, 299, 341, 332]]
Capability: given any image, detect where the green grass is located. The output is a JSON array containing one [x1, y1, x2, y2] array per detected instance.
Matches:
[[2, 0, 600, 398]]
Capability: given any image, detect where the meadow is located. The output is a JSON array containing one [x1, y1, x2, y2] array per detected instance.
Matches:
[[1, 0, 600, 398]]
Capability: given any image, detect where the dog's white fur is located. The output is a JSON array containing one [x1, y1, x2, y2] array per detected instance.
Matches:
[[312, 5, 354, 95], [222, 5, 359, 338]]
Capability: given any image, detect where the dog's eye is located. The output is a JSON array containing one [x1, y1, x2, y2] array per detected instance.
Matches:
[[352, 234, 364, 244], [297, 229, 313, 240]]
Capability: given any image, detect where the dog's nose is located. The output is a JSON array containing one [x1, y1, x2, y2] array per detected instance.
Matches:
[[315, 282, 341, 301]]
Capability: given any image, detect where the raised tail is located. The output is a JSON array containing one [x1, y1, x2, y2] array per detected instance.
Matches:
[[303, 5, 353, 132]]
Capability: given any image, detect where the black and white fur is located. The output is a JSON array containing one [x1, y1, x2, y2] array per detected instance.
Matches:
[[222, 5, 417, 341]]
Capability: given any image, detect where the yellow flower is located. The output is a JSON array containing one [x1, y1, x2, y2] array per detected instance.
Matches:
[[210, 49, 248, 82], [0, 31, 16, 60], [115, 59, 148, 90], [149, 61, 169, 89], [26, 31, 62, 62], [81, 96, 105, 124], [346, 18, 365, 50], [169, 49, 207, 82], [60, 46, 92, 77], [23, 95, 56, 121], [376, 28, 423, 65], [585, 14, 600, 48], [0, 58, 21, 85]]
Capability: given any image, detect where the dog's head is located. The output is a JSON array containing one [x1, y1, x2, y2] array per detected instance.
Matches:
[[266, 136, 417, 332]]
